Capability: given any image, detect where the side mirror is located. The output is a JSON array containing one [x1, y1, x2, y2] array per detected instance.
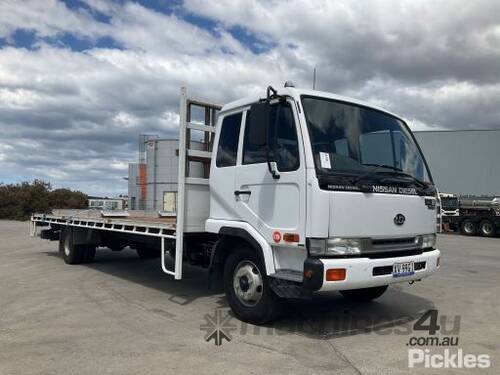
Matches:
[[249, 97, 280, 180], [248, 101, 269, 146]]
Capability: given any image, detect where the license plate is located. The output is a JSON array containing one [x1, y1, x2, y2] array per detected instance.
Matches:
[[392, 261, 415, 277]]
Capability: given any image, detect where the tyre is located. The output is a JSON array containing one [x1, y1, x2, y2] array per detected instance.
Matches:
[[136, 247, 159, 259], [223, 245, 282, 324], [340, 285, 388, 302], [460, 219, 476, 236], [58, 229, 66, 253], [61, 229, 85, 264], [82, 245, 96, 263], [478, 220, 494, 237]]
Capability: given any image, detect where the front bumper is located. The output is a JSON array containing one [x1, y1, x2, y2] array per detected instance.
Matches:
[[304, 249, 440, 292]]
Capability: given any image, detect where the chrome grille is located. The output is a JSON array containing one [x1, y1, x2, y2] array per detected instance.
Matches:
[[363, 236, 422, 253]]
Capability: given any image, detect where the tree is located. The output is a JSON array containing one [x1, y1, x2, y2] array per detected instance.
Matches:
[[49, 188, 87, 209], [0, 180, 88, 221]]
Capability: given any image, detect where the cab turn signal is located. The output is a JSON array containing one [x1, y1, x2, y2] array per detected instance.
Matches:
[[325, 268, 346, 281]]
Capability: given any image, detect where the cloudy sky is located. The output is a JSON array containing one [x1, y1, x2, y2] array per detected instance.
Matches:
[[1, 0, 499, 196]]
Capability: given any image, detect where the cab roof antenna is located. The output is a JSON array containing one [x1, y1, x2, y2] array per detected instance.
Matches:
[[312, 67, 317, 90]]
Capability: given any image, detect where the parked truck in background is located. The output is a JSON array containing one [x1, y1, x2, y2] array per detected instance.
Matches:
[[443, 195, 500, 237], [31, 84, 441, 324]]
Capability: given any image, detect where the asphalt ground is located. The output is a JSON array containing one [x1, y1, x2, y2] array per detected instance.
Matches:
[[0, 220, 498, 374]]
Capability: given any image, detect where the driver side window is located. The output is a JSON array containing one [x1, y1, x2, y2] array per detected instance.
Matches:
[[243, 103, 300, 172]]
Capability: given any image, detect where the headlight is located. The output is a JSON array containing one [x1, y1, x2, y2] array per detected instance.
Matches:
[[327, 238, 362, 255], [307, 238, 363, 256], [307, 238, 326, 256], [421, 234, 436, 249]]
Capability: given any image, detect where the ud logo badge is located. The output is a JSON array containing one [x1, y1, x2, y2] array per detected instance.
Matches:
[[394, 213, 406, 226]]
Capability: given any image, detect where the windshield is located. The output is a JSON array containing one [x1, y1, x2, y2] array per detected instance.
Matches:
[[441, 197, 458, 210], [301, 96, 432, 186]]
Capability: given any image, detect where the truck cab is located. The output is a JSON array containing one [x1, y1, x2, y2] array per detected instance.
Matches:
[[206, 84, 440, 323], [439, 193, 460, 217]]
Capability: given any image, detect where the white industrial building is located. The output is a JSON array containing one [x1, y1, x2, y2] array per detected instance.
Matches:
[[88, 196, 126, 210], [128, 138, 205, 212], [414, 129, 500, 197]]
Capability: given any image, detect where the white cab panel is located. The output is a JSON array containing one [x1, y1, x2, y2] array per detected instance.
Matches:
[[329, 191, 436, 237], [305, 168, 330, 238]]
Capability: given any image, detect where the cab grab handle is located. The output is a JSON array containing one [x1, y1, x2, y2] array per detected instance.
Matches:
[[234, 190, 251, 196]]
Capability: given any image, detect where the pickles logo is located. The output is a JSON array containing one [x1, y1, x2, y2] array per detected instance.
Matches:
[[407, 310, 491, 369], [409, 349, 491, 369], [200, 309, 237, 346]]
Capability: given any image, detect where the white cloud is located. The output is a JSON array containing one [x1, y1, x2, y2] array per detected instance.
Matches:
[[159, 111, 180, 131], [0, 0, 109, 40], [113, 111, 139, 128]]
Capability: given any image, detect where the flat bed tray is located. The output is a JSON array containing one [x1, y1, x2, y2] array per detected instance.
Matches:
[[32, 209, 177, 232]]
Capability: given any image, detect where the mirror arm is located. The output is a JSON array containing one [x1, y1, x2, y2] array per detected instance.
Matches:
[[264, 91, 281, 180], [266, 86, 278, 100]]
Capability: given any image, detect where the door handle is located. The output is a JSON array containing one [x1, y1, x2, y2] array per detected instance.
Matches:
[[234, 190, 251, 196]]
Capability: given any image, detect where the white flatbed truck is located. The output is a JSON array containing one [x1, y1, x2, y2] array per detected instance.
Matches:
[[31, 84, 441, 324]]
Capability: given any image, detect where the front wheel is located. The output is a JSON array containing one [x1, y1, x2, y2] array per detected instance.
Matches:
[[340, 285, 388, 301], [223, 245, 282, 324]]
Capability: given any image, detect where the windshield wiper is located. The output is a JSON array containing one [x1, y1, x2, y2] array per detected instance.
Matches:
[[355, 163, 435, 195], [378, 170, 427, 187], [361, 163, 403, 172], [354, 163, 403, 184]]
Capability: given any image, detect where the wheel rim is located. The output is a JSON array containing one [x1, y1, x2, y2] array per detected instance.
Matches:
[[464, 222, 474, 234], [64, 235, 71, 257], [482, 222, 493, 235], [233, 260, 263, 307]]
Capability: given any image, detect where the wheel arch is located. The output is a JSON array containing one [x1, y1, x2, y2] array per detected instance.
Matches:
[[208, 226, 275, 289]]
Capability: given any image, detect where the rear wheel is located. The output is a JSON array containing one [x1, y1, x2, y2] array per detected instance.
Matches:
[[82, 245, 96, 263], [479, 220, 494, 237], [460, 219, 476, 236], [58, 229, 66, 253], [340, 285, 388, 301], [61, 229, 84, 264], [223, 245, 282, 324]]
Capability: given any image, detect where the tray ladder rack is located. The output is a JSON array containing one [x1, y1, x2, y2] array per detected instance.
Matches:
[[162, 87, 221, 279]]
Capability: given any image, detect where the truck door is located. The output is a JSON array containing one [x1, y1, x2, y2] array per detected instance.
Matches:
[[210, 111, 243, 220], [234, 100, 306, 249]]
